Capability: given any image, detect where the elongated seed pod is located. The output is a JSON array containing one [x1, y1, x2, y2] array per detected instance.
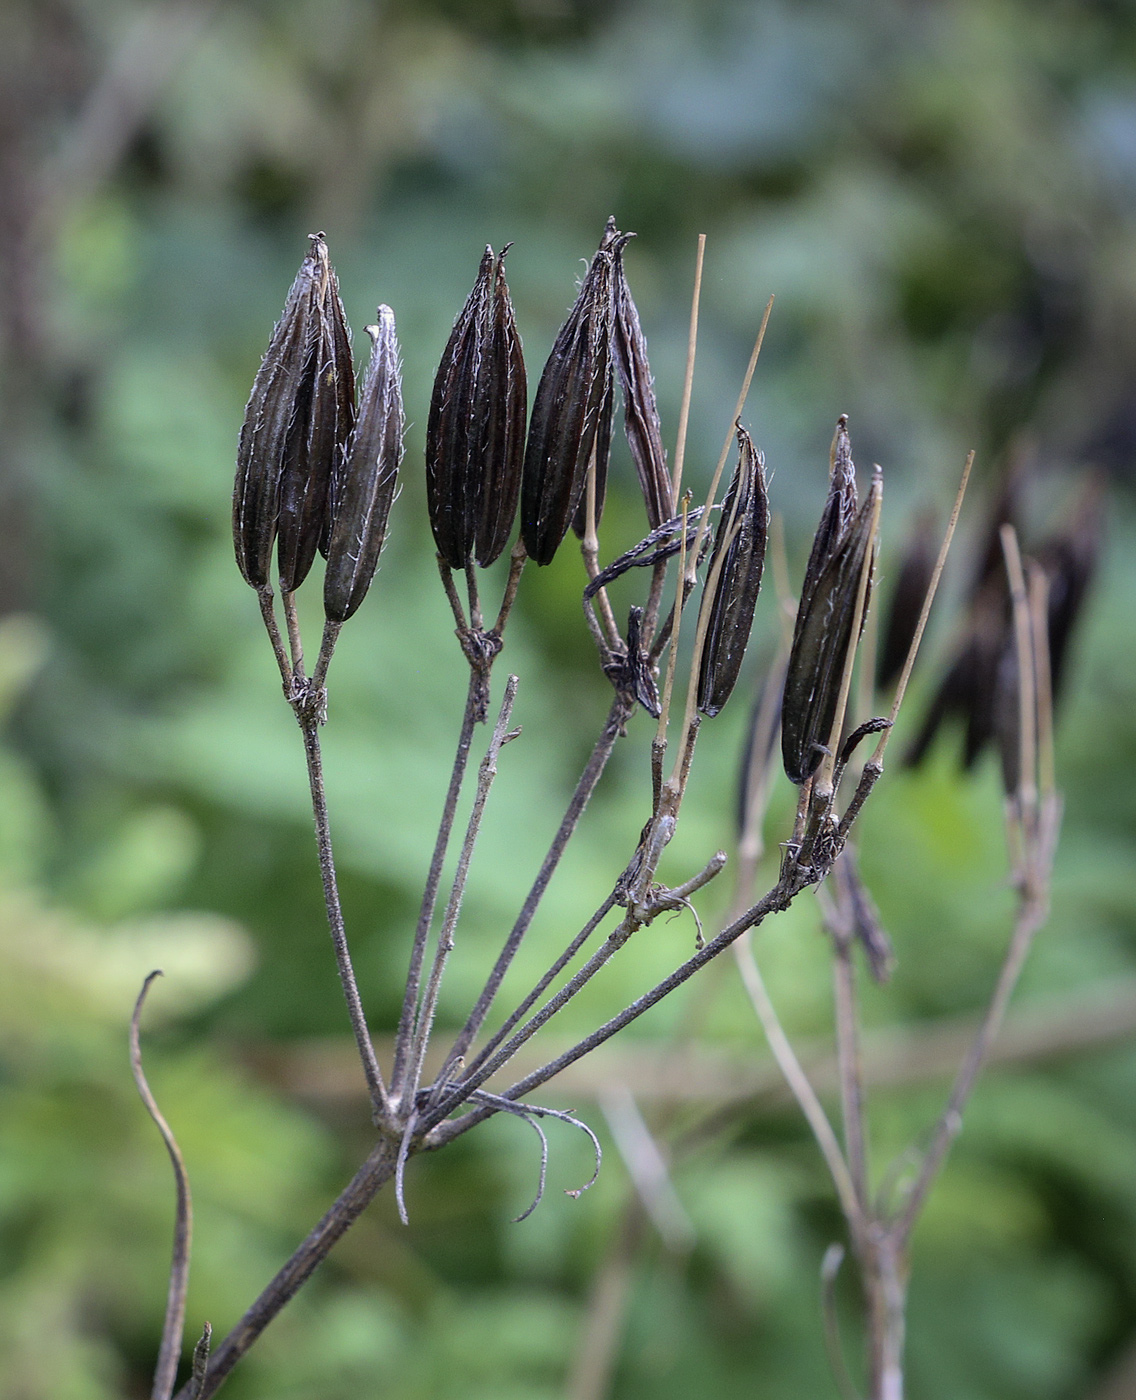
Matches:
[[782, 467, 881, 785], [324, 307, 404, 623], [697, 424, 769, 717], [612, 239, 671, 529], [571, 360, 614, 538], [233, 237, 323, 588], [521, 219, 622, 564], [426, 246, 527, 569], [276, 238, 355, 594], [797, 415, 858, 612]]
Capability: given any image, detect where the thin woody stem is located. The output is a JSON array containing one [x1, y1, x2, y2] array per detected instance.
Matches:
[[404, 677, 519, 1100], [313, 619, 341, 688], [493, 542, 527, 636], [257, 586, 292, 687], [300, 713, 388, 1118], [733, 933, 863, 1235], [391, 670, 482, 1101], [832, 932, 869, 1211], [173, 1137, 399, 1400], [441, 692, 633, 1075], [282, 590, 305, 676]]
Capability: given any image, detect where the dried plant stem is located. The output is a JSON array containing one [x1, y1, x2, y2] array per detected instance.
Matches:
[[493, 541, 527, 635], [391, 670, 482, 1102], [832, 935, 869, 1212], [256, 586, 292, 687], [442, 692, 634, 1075], [131, 972, 192, 1400], [865, 1233, 907, 1400], [173, 1137, 399, 1400], [733, 934, 863, 1232], [282, 590, 305, 675], [313, 619, 341, 688], [404, 677, 519, 1100], [669, 234, 706, 510], [300, 713, 388, 1118], [582, 442, 622, 652]]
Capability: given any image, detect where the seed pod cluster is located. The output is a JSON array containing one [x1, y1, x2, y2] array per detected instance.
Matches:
[[697, 424, 769, 718], [426, 247, 527, 570], [234, 236, 404, 623], [521, 221, 623, 564], [905, 468, 1101, 782], [782, 421, 881, 785], [324, 308, 404, 623]]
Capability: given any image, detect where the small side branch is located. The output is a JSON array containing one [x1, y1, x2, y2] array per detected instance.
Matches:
[[131, 972, 192, 1400]]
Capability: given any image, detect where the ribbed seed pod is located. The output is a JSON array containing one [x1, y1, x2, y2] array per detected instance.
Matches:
[[876, 509, 938, 691], [571, 362, 614, 538], [612, 238, 671, 529], [521, 220, 622, 565], [276, 237, 355, 594], [426, 246, 527, 570], [324, 307, 404, 624], [799, 414, 858, 607], [233, 237, 324, 589], [782, 465, 882, 785], [697, 424, 769, 717]]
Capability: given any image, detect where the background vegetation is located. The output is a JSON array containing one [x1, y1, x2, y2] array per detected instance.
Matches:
[[4, 0, 1136, 1395]]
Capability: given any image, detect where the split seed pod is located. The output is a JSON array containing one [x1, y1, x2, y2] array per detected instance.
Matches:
[[233, 236, 324, 589], [611, 237, 671, 530], [782, 446, 881, 787], [521, 220, 622, 564], [697, 424, 769, 717], [324, 307, 404, 624], [277, 239, 355, 593], [426, 246, 527, 569]]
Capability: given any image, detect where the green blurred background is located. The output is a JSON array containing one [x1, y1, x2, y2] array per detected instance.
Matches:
[[5, 0, 1136, 1396]]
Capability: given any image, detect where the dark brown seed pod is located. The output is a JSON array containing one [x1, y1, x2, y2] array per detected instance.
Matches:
[[697, 424, 769, 717], [1035, 472, 1103, 704], [521, 219, 623, 565], [796, 415, 858, 615], [233, 236, 324, 589], [612, 238, 671, 529], [426, 246, 527, 570], [276, 237, 355, 594], [324, 307, 404, 624], [877, 509, 938, 691], [571, 360, 614, 538], [782, 466, 881, 785]]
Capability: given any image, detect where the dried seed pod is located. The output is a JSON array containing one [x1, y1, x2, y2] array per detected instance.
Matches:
[[583, 505, 706, 600], [797, 415, 858, 612], [426, 246, 527, 569], [612, 239, 671, 529], [571, 361, 614, 538], [877, 509, 938, 691], [782, 466, 881, 785], [276, 238, 355, 594], [233, 236, 325, 589], [697, 424, 769, 717], [324, 307, 404, 623], [521, 219, 622, 565]]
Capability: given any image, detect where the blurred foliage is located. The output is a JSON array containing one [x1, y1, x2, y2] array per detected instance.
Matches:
[[5, 0, 1136, 1396]]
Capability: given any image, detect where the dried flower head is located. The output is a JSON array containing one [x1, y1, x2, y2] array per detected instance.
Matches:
[[233, 235, 324, 590], [782, 427, 881, 786], [697, 424, 769, 717], [277, 239, 355, 594], [521, 220, 622, 564], [324, 307, 404, 624], [426, 246, 527, 570]]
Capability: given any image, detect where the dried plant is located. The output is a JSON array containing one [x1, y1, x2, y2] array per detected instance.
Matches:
[[129, 222, 1021, 1400]]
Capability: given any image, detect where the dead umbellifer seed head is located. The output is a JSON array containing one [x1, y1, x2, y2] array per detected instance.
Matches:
[[277, 236, 355, 595], [697, 423, 769, 718], [324, 307, 404, 624], [521, 218, 623, 565], [233, 235, 327, 590], [782, 449, 881, 786], [426, 246, 527, 570]]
